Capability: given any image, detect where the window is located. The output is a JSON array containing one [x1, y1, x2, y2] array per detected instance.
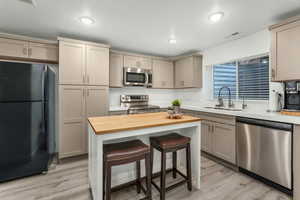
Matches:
[[213, 56, 269, 100], [213, 62, 236, 99]]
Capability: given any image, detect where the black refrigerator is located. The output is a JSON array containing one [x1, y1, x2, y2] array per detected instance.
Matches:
[[0, 61, 57, 182]]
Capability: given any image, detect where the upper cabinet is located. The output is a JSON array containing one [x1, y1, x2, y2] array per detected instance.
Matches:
[[86, 45, 109, 86], [124, 55, 152, 70], [58, 38, 110, 86], [59, 41, 86, 85], [0, 37, 58, 63], [109, 53, 124, 88], [174, 55, 202, 88], [28, 42, 58, 62], [0, 38, 28, 58], [152, 59, 174, 88], [270, 16, 300, 81]]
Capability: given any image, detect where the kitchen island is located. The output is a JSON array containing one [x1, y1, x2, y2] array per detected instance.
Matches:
[[88, 112, 202, 200]]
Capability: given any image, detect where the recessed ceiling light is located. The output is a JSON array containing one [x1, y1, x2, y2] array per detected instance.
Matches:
[[169, 39, 177, 44], [79, 16, 95, 25], [209, 12, 224, 23]]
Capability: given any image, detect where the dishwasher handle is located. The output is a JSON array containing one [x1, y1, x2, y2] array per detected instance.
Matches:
[[236, 117, 293, 132]]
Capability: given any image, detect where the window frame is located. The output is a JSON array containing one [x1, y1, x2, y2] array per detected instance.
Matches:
[[212, 53, 270, 102]]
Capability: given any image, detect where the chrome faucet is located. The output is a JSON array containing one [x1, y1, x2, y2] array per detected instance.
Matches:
[[216, 86, 234, 108], [242, 96, 247, 109]]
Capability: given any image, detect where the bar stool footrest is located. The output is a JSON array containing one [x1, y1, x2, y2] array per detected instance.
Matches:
[[151, 169, 189, 193]]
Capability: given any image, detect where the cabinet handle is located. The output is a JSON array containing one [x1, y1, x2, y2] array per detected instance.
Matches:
[[23, 48, 28, 56], [211, 125, 214, 133], [28, 48, 32, 57], [87, 89, 89, 96], [208, 125, 211, 132], [271, 69, 276, 79]]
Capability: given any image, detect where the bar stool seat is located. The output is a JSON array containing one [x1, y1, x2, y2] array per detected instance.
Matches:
[[103, 140, 152, 200], [150, 133, 192, 200], [104, 140, 149, 162], [150, 133, 191, 149]]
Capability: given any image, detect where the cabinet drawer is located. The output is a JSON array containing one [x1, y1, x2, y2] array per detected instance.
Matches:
[[192, 111, 235, 125]]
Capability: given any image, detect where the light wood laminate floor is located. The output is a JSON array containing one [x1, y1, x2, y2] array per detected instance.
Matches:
[[0, 156, 291, 200]]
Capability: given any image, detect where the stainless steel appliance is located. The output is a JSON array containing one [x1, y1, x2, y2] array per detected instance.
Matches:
[[123, 67, 152, 87], [0, 61, 57, 182], [237, 117, 292, 193], [120, 95, 160, 114], [284, 81, 300, 111]]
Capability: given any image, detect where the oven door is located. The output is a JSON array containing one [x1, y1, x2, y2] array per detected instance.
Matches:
[[124, 67, 148, 86]]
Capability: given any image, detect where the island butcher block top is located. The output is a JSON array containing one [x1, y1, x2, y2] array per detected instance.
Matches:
[[88, 112, 202, 135]]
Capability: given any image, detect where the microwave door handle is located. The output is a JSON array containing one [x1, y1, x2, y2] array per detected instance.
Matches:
[[145, 73, 149, 85]]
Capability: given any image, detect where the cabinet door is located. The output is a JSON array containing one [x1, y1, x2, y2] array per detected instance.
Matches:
[[85, 86, 108, 152], [59, 41, 85, 84], [124, 55, 139, 68], [86, 45, 109, 86], [201, 120, 212, 153], [152, 60, 174, 88], [28, 42, 58, 62], [182, 57, 194, 87], [272, 20, 300, 81], [139, 57, 152, 70], [212, 122, 236, 164], [86, 86, 109, 117], [124, 55, 152, 70], [0, 38, 28, 58], [175, 59, 185, 88], [109, 53, 123, 87], [59, 85, 86, 158]]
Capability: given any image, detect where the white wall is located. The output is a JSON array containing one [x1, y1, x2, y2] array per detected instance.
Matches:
[[176, 29, 284, 111]]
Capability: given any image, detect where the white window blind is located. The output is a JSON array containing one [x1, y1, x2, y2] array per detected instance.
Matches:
[[213, 56, 269, 100], [213, 62, 237, 99], [238, 56, 269, 100]]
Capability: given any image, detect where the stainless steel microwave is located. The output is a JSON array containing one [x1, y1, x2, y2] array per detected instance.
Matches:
[[123, 67, 152, 87]]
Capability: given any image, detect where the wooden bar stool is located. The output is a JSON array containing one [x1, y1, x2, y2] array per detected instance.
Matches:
[[103, 140, 152, 200], [150, 133, 192, 200]]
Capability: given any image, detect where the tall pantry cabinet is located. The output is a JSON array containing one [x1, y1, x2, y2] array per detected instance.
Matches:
[[58, 37, 110, 159]]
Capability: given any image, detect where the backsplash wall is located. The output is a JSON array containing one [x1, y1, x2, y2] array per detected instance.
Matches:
[[109, 87, 176, 108]]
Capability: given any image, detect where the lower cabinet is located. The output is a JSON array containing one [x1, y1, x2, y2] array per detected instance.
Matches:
[[59, 85, 108, 159], [201, 119, 236, 164], [211, 123, 236, 164], [201, 120, 212, 153]]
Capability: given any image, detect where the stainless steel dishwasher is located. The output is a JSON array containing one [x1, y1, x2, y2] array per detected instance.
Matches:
[[237, 117, 293, 192]]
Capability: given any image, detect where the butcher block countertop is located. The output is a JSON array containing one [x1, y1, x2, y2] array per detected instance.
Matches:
[[88, 112, 201, 135]]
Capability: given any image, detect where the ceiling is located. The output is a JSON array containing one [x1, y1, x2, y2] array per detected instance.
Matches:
[[1, 0, 300, 57]]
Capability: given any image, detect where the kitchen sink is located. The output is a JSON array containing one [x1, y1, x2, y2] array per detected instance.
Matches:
[[204, 106, 243, 111]]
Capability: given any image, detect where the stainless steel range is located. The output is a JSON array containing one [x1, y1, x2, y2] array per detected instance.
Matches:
[[120, 95, 160, 114]]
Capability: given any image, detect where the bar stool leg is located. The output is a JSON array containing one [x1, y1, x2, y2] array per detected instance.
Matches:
[[105, 164, 112, 200], [136, 160, 141, 194], [186, 144, 192, 191], [172, 151, 177, 179], [150, 145, 154, 179], [160, 151, 166, 200], [145, 153, 152, 200]]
